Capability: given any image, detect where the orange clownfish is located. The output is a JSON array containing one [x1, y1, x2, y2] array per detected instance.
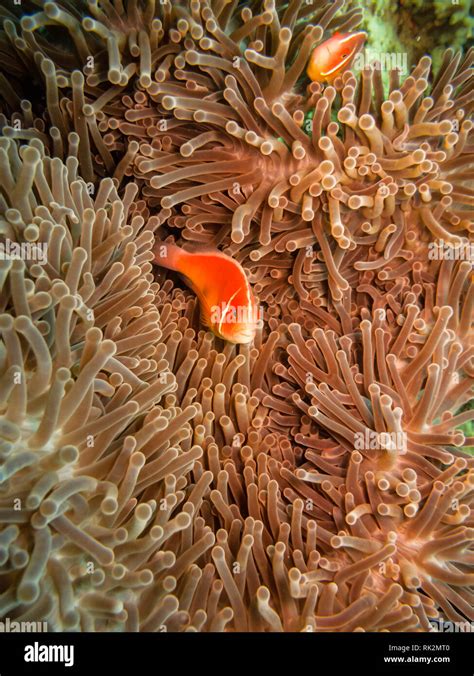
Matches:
[[307, 31, 367, 83], [153, 242, 259, 344]]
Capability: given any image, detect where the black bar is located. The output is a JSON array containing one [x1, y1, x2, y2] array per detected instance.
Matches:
[[0, 631, 471, 675]]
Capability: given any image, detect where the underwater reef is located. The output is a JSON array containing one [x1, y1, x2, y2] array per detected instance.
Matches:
[[0, 0, 472, 632], [354, 0, 473, 75]]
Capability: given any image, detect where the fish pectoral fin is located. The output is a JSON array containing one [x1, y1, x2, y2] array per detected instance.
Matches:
[[174, 273, 216, 331], [196, 292, 217, 331], [179, 271, 197, 292], [180, 275, 209, 308], [199, 303, 213, 329]]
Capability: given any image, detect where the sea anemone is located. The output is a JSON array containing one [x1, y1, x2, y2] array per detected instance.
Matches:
[[0, 0, 472, 633]]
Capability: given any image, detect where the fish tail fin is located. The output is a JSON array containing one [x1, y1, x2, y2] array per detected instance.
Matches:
[[153, 241, 186, 272]]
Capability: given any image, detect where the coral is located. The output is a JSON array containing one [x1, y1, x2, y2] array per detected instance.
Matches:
[[0, 0, 473, 633], [351, 0, 473, 77]]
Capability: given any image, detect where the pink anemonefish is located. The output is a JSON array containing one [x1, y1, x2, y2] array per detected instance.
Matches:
[[307, 31, 367, 83], [153, 242, 259, 344]]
